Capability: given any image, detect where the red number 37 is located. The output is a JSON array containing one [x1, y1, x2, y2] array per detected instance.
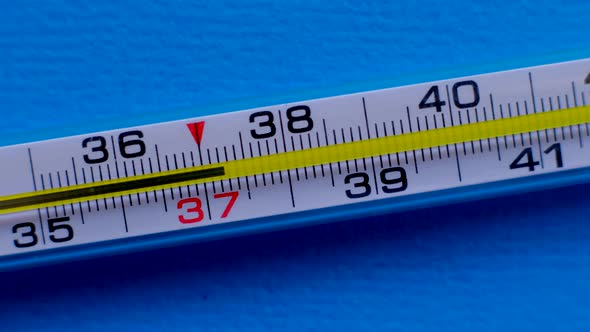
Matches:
[[176, 191, 239, 224]]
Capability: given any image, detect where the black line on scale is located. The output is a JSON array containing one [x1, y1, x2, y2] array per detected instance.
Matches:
[[454, 148, 463, 182], [405, 107, 421, 174], [567, 96, 575, 139], [307, 134, 317, 179], [40, 174, 51, 217], [374, 123, 385, 167], [299, 136, 308, 180], [81, 168, 92, 213], [446, 87, 462, 181], [41, 172, 58, 217], [27, 148, 46, 244], [424, 115, 435, 159], [23, 157, 221, 214], [531, 99, 546, 169], [466, 109, 476, 153], [416, 116, 427, 161], [272, 139, 284, 184], [368, 120, 380, 189], [63, 170, 75, 215], [231, 145, 244, 189], [457, 110, 468, 155], [358, 127, 366, 171], [1, 166, 225, 214], [572, 82, 584, 147], [557, 96, 567, 140], [536, 129, 545, 170], [195, 139, 212, 220], [551, 97, 559, 140], [278, 110, 296, 207], [432, 114, 444, 158], [322, 119, 336, 187], [500, 104, 513, 148], [341, 129, 351, 173], [148, 158, 159, 202], [238, 132, 252, 200], [439, 114, 451, 158], [432, 115, 443, 159], [97, 165, 109, 210], [540, 98, 551, 143], [106, 164, 117, 207], [188, 151, 200, 195], [140, 159, 150, 203], [499, 102, 516, 149], [223, 147, 235, 190], [215, 147, 226, 191], [489, 94, 502, 161], [120, 198, 129, 233], [333, 130, 343, 174], [522, 101, 533, 145], [56, 172, 67, 215], [405, 106, 413, 132], [400, 116, 418, 174], [202, 151, 213, 220], [250, 142, 260, 185], [391, 120, 402, 163], [112, 135, 129, 231], [131, 161, 142, 204], [173, 154, 183, 198], [173, 153, 185, 199], [351, 127, 360, 172], [154, 144, 168, 212], [71, 158, 85, 224], [291, 137, 301, 178], [582, 92, 590, 137], [164, 156, 174, 200], [382, 122, 393, 166], [315, 132, 326, 178], [427, 116, 436, 159], [122, 162, 134, 207], [395, 120, 408, 165], [445, 85, 456, 126], [362, 98, 372, 136], [89, 166, 101, 210], [528, 72, 538, 113], [44, 175, 55, 217], [473, 108, 484, 153], [48, 173, 59, 216], [27, 148, 38, 190], [564, 95, 573, 140], [508, 101, 525, 147], [48, 174, 59, 216]]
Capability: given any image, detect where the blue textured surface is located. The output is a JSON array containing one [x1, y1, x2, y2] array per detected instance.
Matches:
[[1, 1, 590, 330]]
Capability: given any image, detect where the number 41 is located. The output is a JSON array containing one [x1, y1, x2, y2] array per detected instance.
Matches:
[[510, 143, 563, 172]]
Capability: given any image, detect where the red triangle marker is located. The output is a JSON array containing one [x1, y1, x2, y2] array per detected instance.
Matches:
[[186, 121, 205, 145]]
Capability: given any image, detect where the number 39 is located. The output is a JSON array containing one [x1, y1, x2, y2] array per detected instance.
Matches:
[[344, 166, 408, 199]]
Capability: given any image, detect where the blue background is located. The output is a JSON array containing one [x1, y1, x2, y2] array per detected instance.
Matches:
[[1, 1, 590, 330]]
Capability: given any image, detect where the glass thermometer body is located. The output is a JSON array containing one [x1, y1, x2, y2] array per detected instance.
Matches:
[[1, 59, 589, 270]]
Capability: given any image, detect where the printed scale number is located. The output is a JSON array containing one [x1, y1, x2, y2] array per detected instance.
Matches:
[[1, 59, 590, 260]]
